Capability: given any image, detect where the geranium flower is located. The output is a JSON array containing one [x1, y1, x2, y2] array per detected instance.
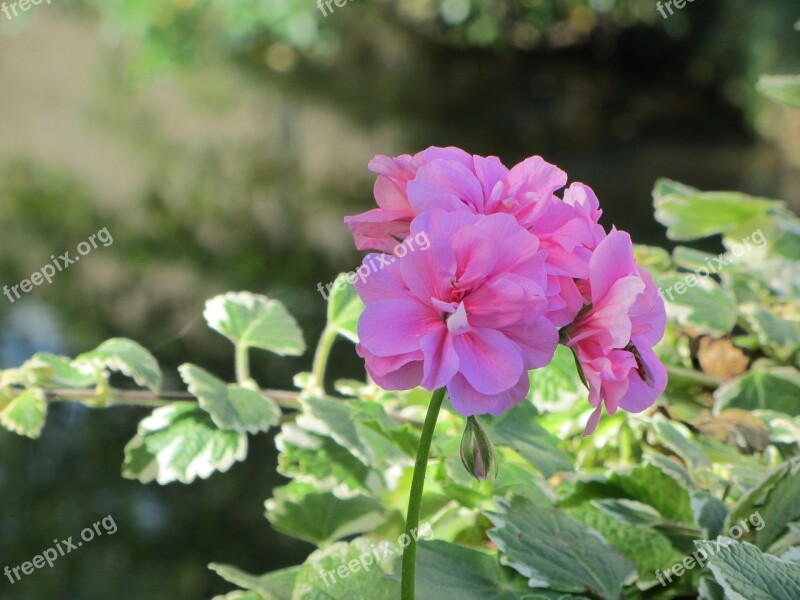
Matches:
[[346, 149, 605, 327], [345, 147, 477, 253], [355, 209, 559, 416], [562, 230, 668, 435]]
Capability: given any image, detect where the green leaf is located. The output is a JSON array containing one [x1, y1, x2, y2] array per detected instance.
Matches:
[[653, 178, 781, 242], [21, 353, 95, 388], [714, 368, 800, 417], [488, 495, 636, 599], [652, 419, 712, 472], [727, 457, 800, 550], [484, 402, 574, 478], [276, 423, 376, 497], [528, 345, 585, 413], [122, 404, 247, 484], [691, 492, 730, 539], [291, 537, 399, 599], [204, 292, 305, 356], [179, 363, 280, 434], [567, 503, 682, 585], [297, 396, 416, 473], [695, 539, 800, 600], [209, 563, 298, 600], [265, 482, 386, 547], [758, 75, 800, 110], [698, 576, 727, 600], [326, 273, 364, 343], [75, 338, 162, 392], [409, 540, 533, 600], [590, 499, 663, 527], [654, 273, 738, 336], [633, 244, 673, 273], [560, 463, 695, 524], [212, 592, 264, 600], [0, 388, 47, 439], [740, 305, 800, 363]]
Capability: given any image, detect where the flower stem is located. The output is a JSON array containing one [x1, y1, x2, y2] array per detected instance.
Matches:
[[666, 365, 723, 389], [401, 387, 446, 600], [311, 325, 338, 393]]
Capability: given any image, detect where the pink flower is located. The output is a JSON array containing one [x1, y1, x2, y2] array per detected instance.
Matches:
[[355, 210, 559, 416], [563, 230, 667, 435], [345, 147, 477, 253], [346, 150, 605, 327]]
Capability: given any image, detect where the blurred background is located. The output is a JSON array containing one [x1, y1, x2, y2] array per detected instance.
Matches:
[[0, 0, 798, 598]]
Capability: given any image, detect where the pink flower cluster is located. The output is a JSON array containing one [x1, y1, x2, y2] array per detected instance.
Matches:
[[345, 147, 667, 435]]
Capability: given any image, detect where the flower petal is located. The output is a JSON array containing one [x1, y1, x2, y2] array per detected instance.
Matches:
[[452, 328, 523, 394]]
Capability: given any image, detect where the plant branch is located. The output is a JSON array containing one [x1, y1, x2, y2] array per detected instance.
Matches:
[[666, 365, 724, 389], [43, 387, 302, 409]]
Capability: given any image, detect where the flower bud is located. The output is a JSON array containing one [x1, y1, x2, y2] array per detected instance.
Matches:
[[460, 416, 498, 481]]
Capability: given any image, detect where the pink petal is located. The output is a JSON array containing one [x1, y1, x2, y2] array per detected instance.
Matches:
[[618, 340, 667, 413], [507, 156, 568, 198], [358, 299, 440, 356], [420, 327, 460, 390], [447, 372, 530, 416], [502, 316, 559, 370], [583, 404, 603, 436], [589, 230, 637, 304], [452, 328, 523, 394], [407, 160, 485, 214]]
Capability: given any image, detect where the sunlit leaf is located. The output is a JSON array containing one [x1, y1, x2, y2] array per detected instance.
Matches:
[[326, 273, 364, 343], [0, 388, 47, 439], [291, 537, 399, 599], [179, 363, 280, 434], [204, 292, 305, 356], [122, 404, 247, 484], [75, 337, 162, 392], [209, 563, 297, 600], [714, 368, 800, 417]]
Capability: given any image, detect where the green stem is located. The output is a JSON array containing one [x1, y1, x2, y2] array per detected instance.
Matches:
[[43, 388, 302, 409], [666, 365, 723, 389], [235, 344, 254, 388], [401, 387, 446, 600], [311, 325, 338, 393]]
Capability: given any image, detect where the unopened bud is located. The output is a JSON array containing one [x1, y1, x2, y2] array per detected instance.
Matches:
[[460, 416, 498, 481]]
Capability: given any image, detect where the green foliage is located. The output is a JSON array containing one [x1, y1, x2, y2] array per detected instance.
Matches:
[[410, 540, 532, 599], [695, 539, 800, 600], [75, 337, 163, 392], [122, 404, 248, 485], [488, 495, 636, 599], [3, 169, 800, 597], [0, 388, 47, 439], [204, 292, 306, 357], [180, 363, 281, 434]]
